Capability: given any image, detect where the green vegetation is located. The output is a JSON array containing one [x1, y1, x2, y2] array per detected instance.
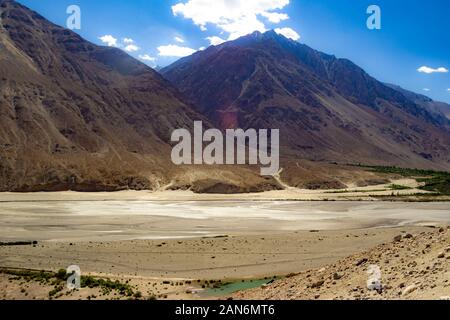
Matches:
[[0, 268, 56, 283], [388, 184, 411, 190], [81, 275, 134, 297], [363, 165, 450, 195], [325, 188, 386, 194], [324, 184, 411, 194], [0, 267, 136, 299]]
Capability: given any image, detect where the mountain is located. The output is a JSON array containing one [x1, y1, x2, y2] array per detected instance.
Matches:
[[0, 0, 283, 192], [162, 31, 450, 175], [385, 84, 450, 120], [0, 0, 196, 191], [1, 1, 448, 193]]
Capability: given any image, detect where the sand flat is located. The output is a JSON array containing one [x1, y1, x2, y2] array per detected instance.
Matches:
[[0, 190, 449, 300], [0, 227, 433, 280], [0, 199, 449, 242]]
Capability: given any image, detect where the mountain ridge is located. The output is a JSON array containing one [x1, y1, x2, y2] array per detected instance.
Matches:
[[0, 0, 198, 191], [162, 30, 450, 173], [1, 0, 290, 193], [0, 0, 448, 193]]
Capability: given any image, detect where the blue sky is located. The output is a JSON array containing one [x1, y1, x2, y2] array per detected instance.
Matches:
[[18, 0, 450, 103]]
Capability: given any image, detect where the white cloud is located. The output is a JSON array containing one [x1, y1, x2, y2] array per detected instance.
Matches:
[[417, 66, 448, 74], [139, 54, 156, 62], [157, 44, 196, 57], [261, 12, 289, 23], [123, 38, 134, 44], [124, 44, 140, 52], [174, 36, 185, 43], [447, 88, 450, 91], [222, 15, 266, 40], [172, 0, 291, 40], [206, 36, 226, 46], [99, 35, 118, 47], [423, 88, 431, 92], [274, 27, 300, 40]]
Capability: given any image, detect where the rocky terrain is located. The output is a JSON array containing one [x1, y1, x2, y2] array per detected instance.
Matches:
[[234, 226, 450, 300]]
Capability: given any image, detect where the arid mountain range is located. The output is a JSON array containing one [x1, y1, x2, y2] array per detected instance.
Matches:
[[0, 0, 449, 192], [162, 30, 450, 171]]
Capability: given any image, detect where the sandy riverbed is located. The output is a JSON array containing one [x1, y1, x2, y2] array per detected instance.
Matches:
[[0, 185, 449, 300]]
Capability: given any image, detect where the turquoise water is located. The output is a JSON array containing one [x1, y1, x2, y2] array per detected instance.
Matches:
[[200, 278, 276, 297]]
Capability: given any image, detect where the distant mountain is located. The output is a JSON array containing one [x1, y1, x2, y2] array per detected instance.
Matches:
[[0, 0, 286, 193], [162, 30, 450, 171], [385, 84, 450, 120], [1, 0, 448, 193]]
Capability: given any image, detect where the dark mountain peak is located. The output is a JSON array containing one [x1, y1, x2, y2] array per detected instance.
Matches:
[[162, 28, 450, 170], [261, 29, 296, 43], [227, 29, 293, 49], [250, 29, 284, 41]]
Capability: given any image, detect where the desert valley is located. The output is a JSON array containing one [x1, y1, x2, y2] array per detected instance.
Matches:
[[0, 0, 449, 302]]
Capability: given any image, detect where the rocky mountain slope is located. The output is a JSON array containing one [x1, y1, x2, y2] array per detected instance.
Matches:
[[386, 83, 450, 120], [0, 0, 448, 193], [0, 0, 207, 191], [0, 0, 281, 192], [162, 31, 450, 172], [234, 226, 450, 300]]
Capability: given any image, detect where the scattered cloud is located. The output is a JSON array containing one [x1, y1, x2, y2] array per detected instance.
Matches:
[[172, 0, 291, 40], [123, 38, 134, 44], [261, 12, 289, 23], [124, 44, 140, 52], [206, 36, 226, 46], [99, 35, 118, 47], [174, 36, 185, 43], [423, 88, 431, 92], [447, 88, 450, 91], [274, 27, 300, 40], [138, 54, 156, 62], [417, 66, 448, 74], [157, 44, 196, 57]]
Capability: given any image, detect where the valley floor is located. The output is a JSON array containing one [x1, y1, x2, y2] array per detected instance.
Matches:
[[2, 226, 447, 300], [0, 180, 449, 300]]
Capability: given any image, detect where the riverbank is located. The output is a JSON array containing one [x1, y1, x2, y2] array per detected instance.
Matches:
[[0, 178, 440, 202]]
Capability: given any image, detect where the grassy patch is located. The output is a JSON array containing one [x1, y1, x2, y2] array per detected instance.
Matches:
[[325, 189, 387, 194], [81, 275, 134, 296], [388, 184, 411, 190], [358, 165, 450, 196], [0, 268, 135, 298]]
